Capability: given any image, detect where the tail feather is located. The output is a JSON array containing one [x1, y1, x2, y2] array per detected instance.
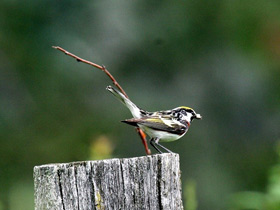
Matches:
[[106, 86, 141, 118], [121, 119, 139, 127]]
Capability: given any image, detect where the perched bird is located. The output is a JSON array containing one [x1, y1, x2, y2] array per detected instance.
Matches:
[[106, 85, 202, 153]]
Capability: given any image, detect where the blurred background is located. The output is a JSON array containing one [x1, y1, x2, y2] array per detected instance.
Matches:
[[0, 1, 280, 209]]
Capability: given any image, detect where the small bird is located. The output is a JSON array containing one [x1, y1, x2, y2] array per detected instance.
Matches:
[[106, 86, 202, 153]]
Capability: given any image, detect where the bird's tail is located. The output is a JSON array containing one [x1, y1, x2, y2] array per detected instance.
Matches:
[[106, 86, 141, 118]]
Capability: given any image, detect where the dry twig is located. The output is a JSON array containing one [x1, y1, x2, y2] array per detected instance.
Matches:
[[52, 46, 151, 155]]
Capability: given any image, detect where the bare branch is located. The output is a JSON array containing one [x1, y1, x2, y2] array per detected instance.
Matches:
[[52, 46, 128, 98], [52, 46, 151, 155]]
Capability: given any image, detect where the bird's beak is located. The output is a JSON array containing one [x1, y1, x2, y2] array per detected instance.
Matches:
[[195, 114, 202, 119]]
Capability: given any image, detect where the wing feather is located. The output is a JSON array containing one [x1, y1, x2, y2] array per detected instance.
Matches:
[[122, 116, 187, 135]]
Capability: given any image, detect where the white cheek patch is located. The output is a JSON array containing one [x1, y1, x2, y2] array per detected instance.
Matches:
[[183, 113, 192, 122]]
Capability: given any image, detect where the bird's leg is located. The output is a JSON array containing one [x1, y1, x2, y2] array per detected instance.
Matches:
[[154, 138, 173, 153], [150, 138, 163, 154], [150, 138, 173, 153]]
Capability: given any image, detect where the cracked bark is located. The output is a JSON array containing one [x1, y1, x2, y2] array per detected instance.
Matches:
[[34, 153, 183, 210]]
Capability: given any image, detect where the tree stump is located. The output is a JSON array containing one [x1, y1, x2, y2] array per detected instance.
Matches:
[[34, 153, 183, 210]]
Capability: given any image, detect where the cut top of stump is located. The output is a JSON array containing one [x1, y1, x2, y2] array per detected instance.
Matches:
[[34, 153, 183, 210]]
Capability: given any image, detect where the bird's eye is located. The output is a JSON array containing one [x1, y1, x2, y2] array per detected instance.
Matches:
[[180, 109, 186, 115]]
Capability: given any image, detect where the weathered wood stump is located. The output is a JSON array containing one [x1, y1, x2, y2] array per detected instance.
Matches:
[[34, 153, 183, 210]]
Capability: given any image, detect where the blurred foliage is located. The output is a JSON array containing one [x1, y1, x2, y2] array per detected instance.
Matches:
[[8, 181, 34, 210], [229, 141, 280, 210], [0, 0, 280, 209], [185, 179, 198, 210], [89, 135, 114, 160]]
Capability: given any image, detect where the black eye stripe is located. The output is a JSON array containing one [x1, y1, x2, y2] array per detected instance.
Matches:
[[180, 109, 194, 115], [173, 108, 195, 117], [180, 109, 186, 114], [171, 111, 182, 119]]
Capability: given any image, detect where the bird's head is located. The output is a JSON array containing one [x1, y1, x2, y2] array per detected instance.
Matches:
[[173, 106, 202, 124]]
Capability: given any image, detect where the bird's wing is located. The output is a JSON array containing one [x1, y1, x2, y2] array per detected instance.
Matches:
[[122, 116, 187, 135]]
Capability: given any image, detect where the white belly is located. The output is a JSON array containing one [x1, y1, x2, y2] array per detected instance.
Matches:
[[139, 125, 187, 142]]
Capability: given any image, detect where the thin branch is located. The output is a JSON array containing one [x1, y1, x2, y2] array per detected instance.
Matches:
[[52, 46, 151, 155], [52, 46, 128, 98]]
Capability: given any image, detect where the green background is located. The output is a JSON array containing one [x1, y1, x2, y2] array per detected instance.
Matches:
[[0, 1, 280, 209]]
